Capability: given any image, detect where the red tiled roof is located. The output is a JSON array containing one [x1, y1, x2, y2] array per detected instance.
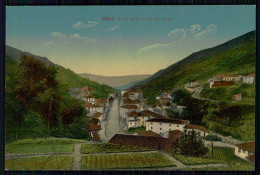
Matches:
[[89, 123, 101, 131], [90, 118, 100, 124], [139, 110, 168, 119], [185, 124, 210, 133], [85, 94, 94, 98], [123, 98, 141, 104], [123, 92, 129, 98], [85, 102, 93, 107], [92, 132, 101, 141], [96, 97, 107, 103], [215, 75, 224, 78], [233, 94, 242, 97], [108, 134, 174, 151], [147, 118, 188, 125], [235, 141, 255, 153], [223, 75, 240, 77], [168, 130, 184, 140], [247, 154, 255, 163], [92, 112, 103, 119], [211, 81, 235, 88], [81, 86, 94, 92], [121, 104, 139, 109], [136, 130, 162, 137], [246, 73, 255, 77], [128, 88, 138, 93], [127, 111, 139, 117], [90, 103, 102, 108]]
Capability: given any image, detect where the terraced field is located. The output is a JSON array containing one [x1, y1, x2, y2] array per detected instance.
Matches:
[[81, 153, 175, 169]]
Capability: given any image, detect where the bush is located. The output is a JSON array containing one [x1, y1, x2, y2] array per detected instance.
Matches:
[[51, 116, 90, 140], [178, 131, 208, 157]]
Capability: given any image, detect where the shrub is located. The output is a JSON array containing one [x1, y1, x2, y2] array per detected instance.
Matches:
[[178, 131, 208, 157]]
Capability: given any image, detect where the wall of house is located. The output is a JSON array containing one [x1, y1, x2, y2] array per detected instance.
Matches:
[[185, 129, 209, 137], [138, 116, 149, 127], [234, 146, 250, 160], [243, 77, 255, 84], [146, 122, 186, 135], [128, 121, 138, 128]]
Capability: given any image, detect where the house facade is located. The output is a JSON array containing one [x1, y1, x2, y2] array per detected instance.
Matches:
[[234, 141, 255, 163], [222, 75, 242, 82], [126, 111, 139, 128], [233, 94, 242, 102], [184, 124, 210, 137], [85, 94, 96, 104], [243, 74, 255, 84], [146, 118, 189, 136]]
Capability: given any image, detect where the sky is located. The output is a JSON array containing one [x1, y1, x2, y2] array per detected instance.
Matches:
[[6, 6, 256, 76]]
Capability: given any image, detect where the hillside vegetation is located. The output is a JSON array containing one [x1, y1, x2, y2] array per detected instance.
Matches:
[[134, 31, 255, 141], [6, 45, 115, 98], [134, 31, 255, 106], [5, 55, 90, 143]]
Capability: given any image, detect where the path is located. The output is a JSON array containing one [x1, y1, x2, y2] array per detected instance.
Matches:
[[72, 143, 82, 170], [160, 152, 185, 169]]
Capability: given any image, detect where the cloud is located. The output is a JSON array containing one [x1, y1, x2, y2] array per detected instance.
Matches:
[[105, 26, 120, 31], [43, 41, 56, 46], [72, 21, 99, 29], [50, 32, 66, 38], [167, 29, 186, 41], [139, 24, 217, 52], [70, 34, 96, 43], [139, 43, 170, 52]]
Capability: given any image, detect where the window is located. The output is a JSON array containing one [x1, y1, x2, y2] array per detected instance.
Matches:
[[169, 124, 171, 126], [135, 122, 137, 124], [142, 117, 144, 119], [238, 148, 241, 153], [151, 122, 153, 125], [151, 127, 153, 129], [130, 123, 132, 125], [169, 129, 171, 131], [177, 125, 179, 127], [160, 128, 162, 130], [160, 123, 162, 125]]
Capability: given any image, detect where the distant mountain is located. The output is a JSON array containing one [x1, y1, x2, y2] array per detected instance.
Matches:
[[131, 30, 256, 105], [79, 73, 151, 88], [5, 45, 115, 98]]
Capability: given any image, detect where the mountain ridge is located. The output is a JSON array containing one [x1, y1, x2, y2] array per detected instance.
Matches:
[[79, 73, 151, 88]]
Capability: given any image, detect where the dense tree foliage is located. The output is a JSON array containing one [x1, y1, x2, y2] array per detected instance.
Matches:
[[5, 55, 90, 142], [178, 131, 208, 156]]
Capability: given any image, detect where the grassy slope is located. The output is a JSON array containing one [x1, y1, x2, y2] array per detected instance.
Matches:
[[5, 156, 73, 170], [5, 138, 86, 154], [140, 37, 255, 106], [5, 45, 115, 98], [137, 33, 255, 141], [174, 147, 254, 170], [56, 65, 115, 98]]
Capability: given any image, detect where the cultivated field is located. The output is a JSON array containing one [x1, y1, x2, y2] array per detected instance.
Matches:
[[5, 156, 73, 170], [81, 143, 150, 154], [81, 153, 175, 169]]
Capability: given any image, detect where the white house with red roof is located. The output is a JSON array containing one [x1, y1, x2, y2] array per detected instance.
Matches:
[[243, 73, 255, 84]]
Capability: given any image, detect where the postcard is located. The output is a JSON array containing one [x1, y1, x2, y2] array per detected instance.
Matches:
[[5, 5, 256, 171]]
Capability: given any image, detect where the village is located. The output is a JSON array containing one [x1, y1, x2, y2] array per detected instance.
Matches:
[[74, 72, 255, 166]]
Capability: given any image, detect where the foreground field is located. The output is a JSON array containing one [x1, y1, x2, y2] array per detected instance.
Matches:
[[5, 156, 73, 170], [81, 153, 175, 169], [5, 138, 86, 154], [172, 147, 253, 170], [81, 143, 150, 154]]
